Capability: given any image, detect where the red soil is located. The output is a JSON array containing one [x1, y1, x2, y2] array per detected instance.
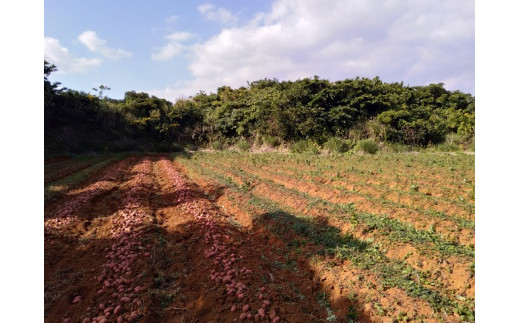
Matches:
[[45, 156, 338, 322]]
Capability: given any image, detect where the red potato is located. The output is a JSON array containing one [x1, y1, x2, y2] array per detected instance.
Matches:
[[128, 311, 139, 321], [272, 317, 280, 323], [239, 313, 247, 320], [231, 305, 237, 312], [82, 318, 90, 323], [99, 303, 106, 310], [243, 304, 250, 312], [270, 309, 277, 320]]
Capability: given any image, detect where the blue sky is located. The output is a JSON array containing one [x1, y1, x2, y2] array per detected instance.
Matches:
[[45, 0, 475, 101]]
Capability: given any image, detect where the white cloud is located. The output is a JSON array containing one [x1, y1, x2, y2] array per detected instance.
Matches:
[[151, 31, 195, 61], [152, 43, 183, 61], [166, 15, 179, 23], [44, 37, 101, 74], [198, 3, 238, 25], [78, 31, 132, 60], [166, 31, 195, 42], [151, 0, 475, 101]]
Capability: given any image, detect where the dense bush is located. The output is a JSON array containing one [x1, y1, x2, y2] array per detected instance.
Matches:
[[323, 137, 353, 153], [211, 141, 225, 151], [262, 135, 280, 148], [236, 140, 251, 151], [355, 140, 379, 154], [290, 140, 319, 154], [45, 60, 475, 154]]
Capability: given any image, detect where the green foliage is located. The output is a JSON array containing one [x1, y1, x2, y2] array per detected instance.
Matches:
[[44, 62, 475, 154], [355, 140, 379, 154], [184, 143, 198, 151], [323, 137, 353, 153], [290, 140, 319, 154], [385, 142, 409, 153], [435, 142, 460, 152], [211, 141, 225, 151], [262, 135, 280, 148], [236, 140, 251, 151]]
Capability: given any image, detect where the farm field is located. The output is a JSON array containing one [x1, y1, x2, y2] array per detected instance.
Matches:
[[44, 151, 475, 322]]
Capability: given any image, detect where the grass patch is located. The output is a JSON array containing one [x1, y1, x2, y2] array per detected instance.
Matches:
[[355, 140, 379, 154], [44, 157, 118, 201]]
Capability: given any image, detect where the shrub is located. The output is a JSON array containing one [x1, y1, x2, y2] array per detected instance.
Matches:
[[355, 140, 379, 154], [445, 133, 465, 147], [236, 140, 251, 152], [290, 140, 319, 154], [323, 137, 353, 153], [262, 135, 280, 148], [385, 142, 409, 153], [435, 142, 460, 152], [184, 143, 197, 151], [211, 141, 225, 151]]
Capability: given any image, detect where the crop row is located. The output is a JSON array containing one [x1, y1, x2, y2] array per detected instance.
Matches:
[[223, 152, 475, 207], [175, 153, 475, 322], [44, 157, 121, 202]]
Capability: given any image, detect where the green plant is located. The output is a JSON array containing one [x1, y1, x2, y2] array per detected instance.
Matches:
[[184, 143, 197, 151], [386, 142, 409, 153], [435, 142, 460, 152], [290, 140, 319, 154], [324, 137, 353, 153], [262, 135, 280, 148], [355, 140, 379, 154], [211, 141, 225, 151], [236, 140, 251, 152]]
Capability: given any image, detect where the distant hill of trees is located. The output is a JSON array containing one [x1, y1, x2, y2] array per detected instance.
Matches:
[[44, 60, 474, 154]]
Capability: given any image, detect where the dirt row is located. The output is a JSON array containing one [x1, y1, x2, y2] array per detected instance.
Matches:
[[218, 160, 474, 244], [242, 155, 475, 201], [45, 155, 343, 322], [177, 157, 474, 322]]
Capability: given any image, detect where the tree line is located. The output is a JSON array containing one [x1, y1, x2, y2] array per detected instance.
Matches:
[[44, 60, 474, 154]]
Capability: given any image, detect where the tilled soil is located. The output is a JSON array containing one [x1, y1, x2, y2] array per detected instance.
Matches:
[[44, 155, 332, 322]]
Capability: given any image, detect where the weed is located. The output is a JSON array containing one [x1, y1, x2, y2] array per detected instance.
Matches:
[[324, 137, 353, 153], [355, 140, 379, 154], [211, 141, 225, 150], [262, 135, 280, 147], [236, 140, 251, 152], [291, 140, 320, 154]]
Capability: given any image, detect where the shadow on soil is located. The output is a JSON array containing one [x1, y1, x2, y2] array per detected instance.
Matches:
[[44, 154, 376, 322]]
